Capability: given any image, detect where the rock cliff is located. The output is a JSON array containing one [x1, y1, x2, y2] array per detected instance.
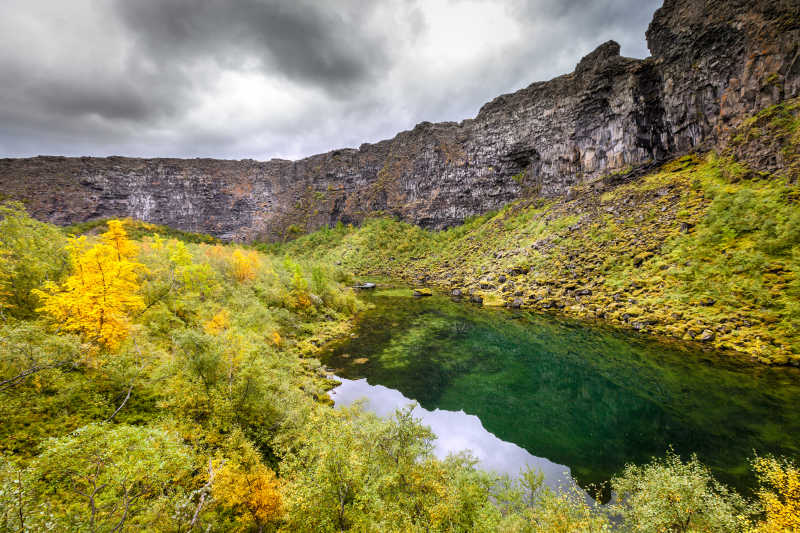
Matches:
[[1, 0, 798, 241]]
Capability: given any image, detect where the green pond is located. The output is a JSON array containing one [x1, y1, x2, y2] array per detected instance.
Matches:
[[321, 288, 800, 495]]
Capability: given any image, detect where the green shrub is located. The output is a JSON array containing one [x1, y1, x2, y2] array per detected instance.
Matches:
[[0, 202, 69, 317], [610, 453, 752, 532]]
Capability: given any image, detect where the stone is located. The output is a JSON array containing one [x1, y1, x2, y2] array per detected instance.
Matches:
[[413, 288, 432, 297], [471, 294, 483, 304], [510, 298, 523, 309], [697, 329, 716, 342], [451, 288, 463, 297], [354, 282, 376, 290]]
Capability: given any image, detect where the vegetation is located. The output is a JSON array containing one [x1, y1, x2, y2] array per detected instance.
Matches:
[[274, 150, 800, 365], [0, 203, 797, 531], [63, 218, 221, 245]]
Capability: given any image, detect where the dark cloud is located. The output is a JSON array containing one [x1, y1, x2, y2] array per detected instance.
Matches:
[[0, 0, 662, 160], [114, 0, 392, 91], [30, 80, 156, 121]]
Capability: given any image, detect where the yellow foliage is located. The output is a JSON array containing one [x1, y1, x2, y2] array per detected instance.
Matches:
[[290, 267, 312, 309], [205, 244, 228, 260], [34, 221, 145, 350], [753, 457, 800, 532], [213, 462, 283, 528], [103, 219, 138, 260], [294, 292, 312, 309], [204, 309, 230, 335], [231, 249, 260, 283], [150, 233, 165, 250], [271, 330, 282, 346]]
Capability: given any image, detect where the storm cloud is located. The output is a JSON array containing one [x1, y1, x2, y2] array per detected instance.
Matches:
[[0, 0, 662, 160]]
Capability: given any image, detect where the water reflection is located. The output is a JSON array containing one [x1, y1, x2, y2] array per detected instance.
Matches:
[[331, 376, 577, 492], [322, 290, 800, 493]]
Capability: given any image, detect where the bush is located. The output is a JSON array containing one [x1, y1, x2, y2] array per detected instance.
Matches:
[[610, 452, 752, 532], [0, 202, 69, 317], [752, 456, 800, 532]]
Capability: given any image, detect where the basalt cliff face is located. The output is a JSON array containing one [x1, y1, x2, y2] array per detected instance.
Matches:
[[1, 0, 798, 241]]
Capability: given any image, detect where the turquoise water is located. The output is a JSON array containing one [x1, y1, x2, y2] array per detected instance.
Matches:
[[321, 289, 800, 494]]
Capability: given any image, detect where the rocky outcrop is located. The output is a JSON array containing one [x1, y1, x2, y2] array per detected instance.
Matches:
[[0, 0, 798, 241]]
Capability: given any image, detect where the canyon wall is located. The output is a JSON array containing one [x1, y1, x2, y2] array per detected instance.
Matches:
[[1, 0, 798, 241]]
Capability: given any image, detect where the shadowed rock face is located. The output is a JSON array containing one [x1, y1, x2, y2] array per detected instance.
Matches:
[[1, 0, 798, 241]]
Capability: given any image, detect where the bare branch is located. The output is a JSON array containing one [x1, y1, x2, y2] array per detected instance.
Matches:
[[0, 360, 73, 391], [16, 470, 25, 532], [106, 339, 146, 422], [110, 480, 130, 533], [188, 459, 219, 532]]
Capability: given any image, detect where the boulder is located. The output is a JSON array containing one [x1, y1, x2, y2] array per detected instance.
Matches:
[[697, 329, 716, 342]]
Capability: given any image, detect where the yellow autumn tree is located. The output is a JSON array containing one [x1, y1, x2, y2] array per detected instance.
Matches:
[[103, 218, 138, 260], [753, 456, 800, 532], [231, 249, 260, 283], [213, 461, 283, 531], [34, 220, 145, 350]]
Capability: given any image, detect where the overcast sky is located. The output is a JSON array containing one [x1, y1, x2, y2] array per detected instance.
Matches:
[[0, 0, 662, 161]]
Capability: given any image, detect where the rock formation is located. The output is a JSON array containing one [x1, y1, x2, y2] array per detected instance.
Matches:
[[1, 0, 798, 241]]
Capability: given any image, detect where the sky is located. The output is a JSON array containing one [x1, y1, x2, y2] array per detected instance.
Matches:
[[0, 0, 663, 161]]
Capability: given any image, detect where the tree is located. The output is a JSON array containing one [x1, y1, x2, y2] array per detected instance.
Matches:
[[753, 456, 800, 532], [610, 452, 752, 533], [0, 322, 80, 392], [213, 461, 282, 532], [0, 202, 69, 317], [279, 405, 501, 532], [27, 423, 195, 531], [34, 220, 145, 350], [231, 249, 260, 283]]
